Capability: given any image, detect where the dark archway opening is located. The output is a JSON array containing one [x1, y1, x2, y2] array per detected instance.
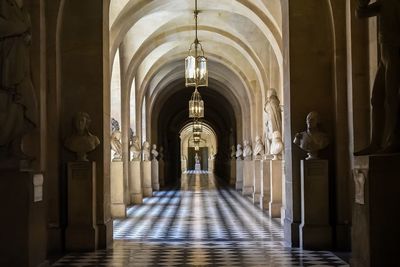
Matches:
[[151, 81, 237, 186]]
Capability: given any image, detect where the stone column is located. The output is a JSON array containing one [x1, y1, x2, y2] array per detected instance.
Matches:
[[261, 159, 271, 210], [269, 159, 283, 217], [242, 159, 254, 196], [129, 160, 142, 204], [235, 159, 243, 190], [66, 162, 98, 251], [230, 159, 236, 186], [299, 160, 332, 250], [351, 155, 400, 267], [208, 159, 215, 172], [141, 161, 152, 197], [181, 159, 187, 173], [253, 159, 262, 204], [110, 161, 126, 217], [151, 159, 160, 191]]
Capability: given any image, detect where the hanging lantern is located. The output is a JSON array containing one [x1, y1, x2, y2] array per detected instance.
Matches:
[[184, 0, 208, 88], [193, 119, 202, 133], [189, 89, 204, 118]]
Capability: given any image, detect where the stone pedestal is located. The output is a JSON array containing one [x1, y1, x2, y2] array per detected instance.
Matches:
[[159, 159, 165, 187], [253, 160, 262, 204], [151, 159, 160, 191], [269, 160, 283, 217], [230, 159, 236, 186], [110, 161, 126, 218], [235, 159, 243, 190], [129, 160, 142, 204], [261, 159, 271, 210], [242, 160, 254, 196], [351, 155, 400, 267], [0, 170, 47, 267], [300, 160, 332, 250], [141, 161, 152, 197], [66, 162, 98, 251]]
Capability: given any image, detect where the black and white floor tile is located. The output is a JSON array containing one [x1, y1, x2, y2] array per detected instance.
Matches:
[[53, 173, 349, 267]]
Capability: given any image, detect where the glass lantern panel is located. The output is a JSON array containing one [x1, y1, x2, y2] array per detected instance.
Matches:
[[196, 56, 208, 87], [185, 56, 196, 87]]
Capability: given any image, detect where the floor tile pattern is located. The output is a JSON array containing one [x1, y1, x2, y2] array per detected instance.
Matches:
[[53, 172, 349, 267]]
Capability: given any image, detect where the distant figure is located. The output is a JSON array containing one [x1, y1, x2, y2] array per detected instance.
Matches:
[[151, 144, 159, 160], [130, 135, 141, 160], [65, 112, 100, 161], [236, 144, 243, 160], [355, 0, 400, 154], [142, 141, 150, 161], [0, 0, 38, 160], [243, 140, 253, 160], [230, 145, 236, 159], [253, 136, 264, 159], [195, 153, 200, 164], [293, 111, 329, 160]]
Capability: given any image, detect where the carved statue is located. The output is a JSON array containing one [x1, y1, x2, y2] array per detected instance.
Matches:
[[130, 135, 141, 160], [236, 144, 243, 159], [142, 141, 150, 161], [110, 118, 122, 161], [293, 111, 329, 160], [151, 144, 159, 160], [243, 140, 253, 160], [270, 131, 284, 160], [264, 88, 282, 155], [64, 112, 100, 161], [355, 0, 400, 154], [253, 136, 264, 159], [230, 145, 236, 159], [0, 0, 38, 160]]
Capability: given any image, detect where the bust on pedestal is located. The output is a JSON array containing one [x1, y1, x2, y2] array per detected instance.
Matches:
[[252, 136, 264, 204], [141, 141, 152, 197], [235, 144, 244, 190], [293, 111, 331, 250], [151, 144, 160, 191], [129, 135, 142, 204], [230, 145, 237, 186], [242, 140, 254, 196], [64, 112, 99, 251]]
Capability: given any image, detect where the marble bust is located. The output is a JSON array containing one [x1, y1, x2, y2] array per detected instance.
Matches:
[[236, 144, 243, 159], [151, 144, 159, 160], [293, 111, 329, 160], [110, 130, 122, 161], [142, 141, 150, 161], [270, 131, 284, 160], [65, 112, 100, 161], [230, 145, 236, 159], [130, 135, 141, 160], [253, 136, 264, 159], [243, 140, 253, 160]]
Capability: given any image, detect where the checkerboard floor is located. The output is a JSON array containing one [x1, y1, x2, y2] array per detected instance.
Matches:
[[53, 173, 349, 267]]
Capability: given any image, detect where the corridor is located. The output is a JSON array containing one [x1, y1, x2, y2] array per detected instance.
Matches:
[[53, 173, 348, 267]]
